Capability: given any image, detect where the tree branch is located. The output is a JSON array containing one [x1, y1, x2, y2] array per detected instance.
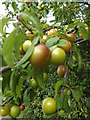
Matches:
[[0, 97, 14, 107], [63, 49, 72, 83], [75, 40, 86, 44], [61, 49, 72, 95], [75, 38, 83, 42], [66, 26, 78, 34], [0, 61, 30, 75], [43, 26, 57, 33], [17, 16, 33, 34], [0, 66, 11, 74]]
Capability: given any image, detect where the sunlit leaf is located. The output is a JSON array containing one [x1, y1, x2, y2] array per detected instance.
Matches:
[[45, 37, 59, 48], [71, 89, 83, 102], [0, 17, 9, 34], [55, 80, 63, 94], [3, 30, 16, 69], [20, 11, 43, 37]]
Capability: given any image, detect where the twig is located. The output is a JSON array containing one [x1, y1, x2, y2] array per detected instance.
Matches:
[[0, 66, 11, 74], [66, 26, 78, 34], [75, 38, 83, 42], [0, 97, 14, 107], [61, 49, 72, 95], [0, 63, 17, 74], [64, 49, 72, 83], [43, 26, 57, 33], [75, 40, 86, 44], [0, 62, 30, 74], [17, 16, 33, 34], [43, 25, 78, 34]]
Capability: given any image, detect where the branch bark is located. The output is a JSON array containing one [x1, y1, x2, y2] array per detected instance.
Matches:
[[17, 16, 33, 34], [43, 26, 57, 33], [75, 39, 86, 44], [0, 97, 14, 107], [61, 49, 72, 95], [63, 49, 72, 83], [0, 66, 11, 74]]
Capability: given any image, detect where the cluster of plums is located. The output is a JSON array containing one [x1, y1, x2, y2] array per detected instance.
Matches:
[[18, 29, 76, 115], [18, 28, 75, 69], [0, 104, 25, 118]]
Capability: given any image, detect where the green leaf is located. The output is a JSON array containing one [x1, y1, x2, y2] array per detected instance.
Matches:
[[20, 69, 30, 79], [49, 45, 57, 52], [57, 33, 72, 42], [78, 25, 88, 40], [57, 39, 66, 46], [14, 33, 28, 54], [55, 80, 63, 94], [3, 30, 16, 69], [15, 44, 34, 67], [4, 91, 14, 97], [2, 70, 11, 93], [0, 17, 9, 34], [56, 95, 63, 110], [36, 74, 45, 89], [43, 113, 54, 119], [76, 50, 83, 71], [16, 77, 23, 97], [32, 35, 40, 46], [43, 23, 49, 28], [45, 37, 59, 48], [67, 21, 79, 29], [29, 89, 36, 102], [20, 11, 43, 37], [12, 2, 17, 11], [9, 72, 16, 95], [54, 23, 61, 27], [71, 89, 83, 102], [62, 83, 69, 88], [63, 94, 70, 113], [23, 87, 30, 106], [15, 35, 40, 67], [21, 61, 30, 68], [58, 110, 65, 116]]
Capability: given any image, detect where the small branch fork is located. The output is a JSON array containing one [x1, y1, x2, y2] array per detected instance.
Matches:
[[17, 16, 33, 34]]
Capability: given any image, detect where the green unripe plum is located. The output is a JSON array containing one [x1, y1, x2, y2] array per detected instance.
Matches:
[[23, 40, 32, 52], [51, 47, 66, 66], [30, 78, 38, 89], [42, 97, 56, 114], [10, 106, 21, 118]]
